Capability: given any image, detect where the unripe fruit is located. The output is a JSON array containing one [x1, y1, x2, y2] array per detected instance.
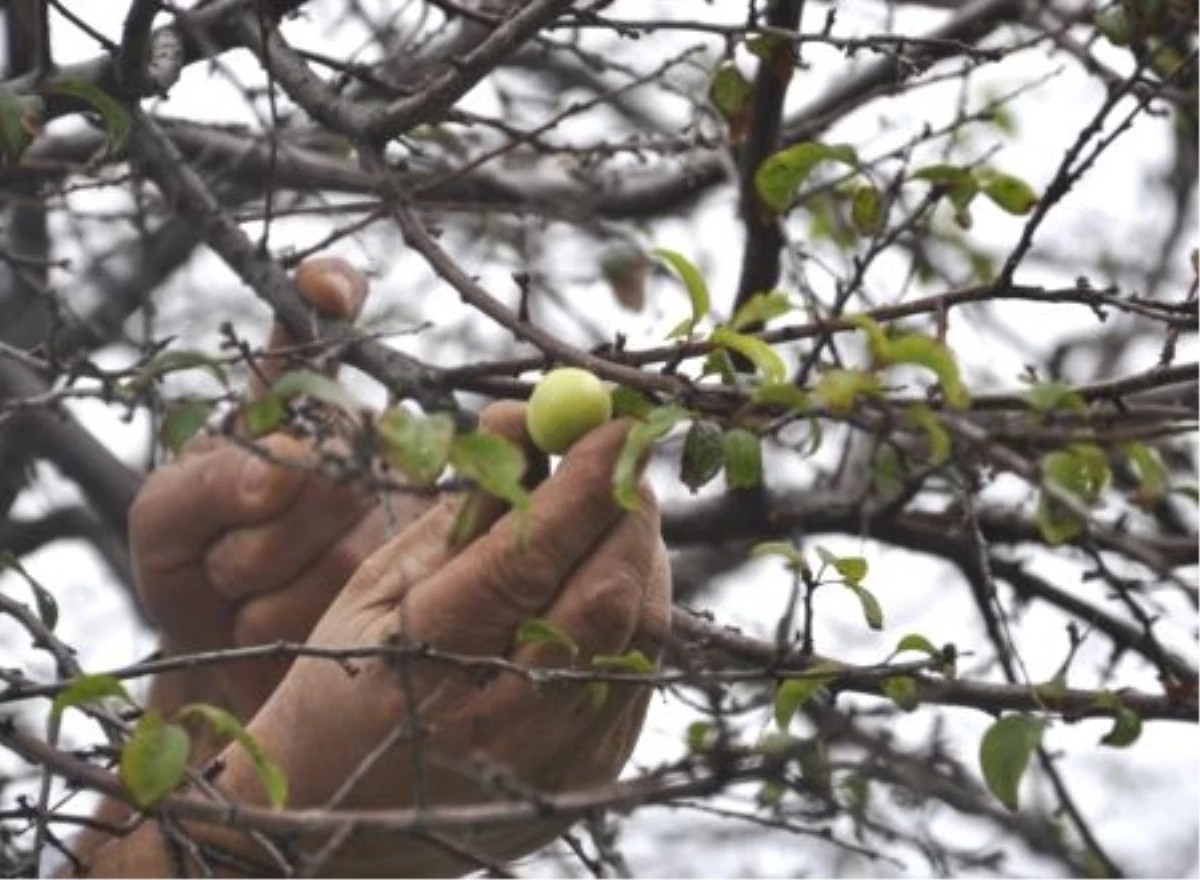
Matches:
[[526, 367, 613, 454]]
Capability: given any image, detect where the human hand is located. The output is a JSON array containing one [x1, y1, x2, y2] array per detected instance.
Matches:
[[129, 258, 419, 723], [201, 407, 672, 876]]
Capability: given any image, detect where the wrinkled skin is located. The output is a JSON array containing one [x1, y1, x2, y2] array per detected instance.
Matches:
[[78, 259, 671, 877]]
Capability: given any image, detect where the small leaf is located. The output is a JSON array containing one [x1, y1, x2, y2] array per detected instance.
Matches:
[[722, 428, 763, 490], [271, 369, 360, 413], [979, 714, 1046, 811], [885, 334, 970, 409], [121, 711, 191, 808], [179, 704, 288, 808], [0, 553, 59, 631], [515, 618, 579, 658], [686, 721, 715, 752], [1043, 444, 1110, 503], [43, 79, 130, 155], [1099, 701, 1143, 748], [755, 142, 859, 214], [1023, 380, 1087, 415], [592, 649, 656, 675], [815, 546, 868, 584], [978, 170, 1039, 215], [161, 400, 214, 453], [731, 291, 792, 331], [895, 633, 939, 659], [610, 385, 655, 420], [680, 419, 725, 493], [243, 395, 285, 436], [450, 430, 531, 514], [128, 350, 229, 393], [378, 409, 456, 487], [752, 382, 810, 412], [51, 675, 131, 724], [0, 86, 39, 164], [813, 369, 883, 416], [600, 249, 649, 312], [850, 185, 885, 235], [709, 64, 753, 139], [912, 164, 978, 211], [1035, 495, 1084, 545], [846, 583, 883, 630], [1122, 441, 1169, 505], [905, 404, 951, 464], [751, 540, 806, 572], [710, 327, 787, 384], [774, 666, 838, 729], [613, 405, 688, 510], [881, 676, 919, 711], [587, 681, 610, 709], [652, 249, 710, 337]]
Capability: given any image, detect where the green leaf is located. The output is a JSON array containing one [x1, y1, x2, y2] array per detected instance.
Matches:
[[120, 711, 191, 808], [0, 552, 59, 631], [43, 79, 130, 156], [378, 409, 456, 487], [1097, 695, 1143, 748], [1094, 6, 1133, 45], [978, 170, 1039, 215], [450, 430, 531, 514], [722, 428, 763, 490], [1035, 495, 1084, 545], [653, 249, 710, 338], [813, 369, 883, 416], [885, 334, 970, 409], [1043, 443, 1110, 503], [686, 720, 715, 752], [0, 86, 39, 164], [895, 633, 940, 659], [905, 403, 951, 464], [609, 385, 654, 420], [850, 185, 885, 235], [128, 349, 229, 393], [846, 583, 883, 630], [731, 291, 792, 331], [755, 142, 859, 214], [178, 704, 289, 808], [815, 546, 868, 585], [1122, 441, 1169, 504], [710, 326, 787, 384], [613, 405, 688, 510], [161, 400, 214, 454], [979, 714, 1046, 811], [1023, 380, 1087, 415], [774, 666, 838, 729], [709, 64, 753, 121], [587, 681, 610, 709], [51, 675, 131, 724], [848, 314, 891, 362], [680, 419, 725, 493], [592, 649, 656, 675], [515, 618, 579, 659], [752, 382, 810, 412], [243, 395, 285, 436], [751, 540, 807, 572], [271, 369, 360, 412], [881, 676, 919, 711], [912, 164, 978, 211]]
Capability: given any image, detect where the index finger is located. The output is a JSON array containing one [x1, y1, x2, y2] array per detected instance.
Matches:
[[249, 257, 369, 399]]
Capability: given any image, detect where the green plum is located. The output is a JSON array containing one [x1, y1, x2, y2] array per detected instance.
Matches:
[[526, 367, 613, 454]]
